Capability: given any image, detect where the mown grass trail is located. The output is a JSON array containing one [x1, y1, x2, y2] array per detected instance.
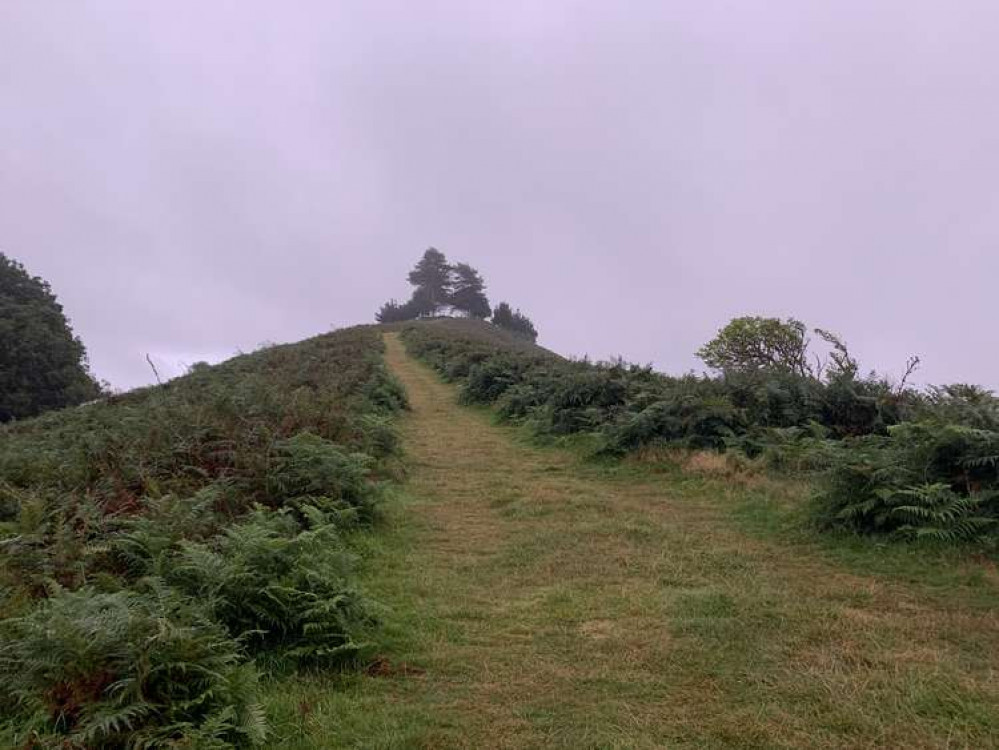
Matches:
[[269, 333, 999, 749]]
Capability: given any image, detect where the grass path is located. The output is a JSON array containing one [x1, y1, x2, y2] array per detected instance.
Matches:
[[270, 334, 999, 749]]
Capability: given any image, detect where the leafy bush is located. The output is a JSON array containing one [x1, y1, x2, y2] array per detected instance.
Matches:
[[734, 424, 835, 473], [495, 382, 550, 421], [461, 357, 532, 405], [602, 394, 740, 454], [918, 384, 999, 430], [361, 367, 408, 416], [538, 370, 629, 435], [108, 489, 228, 581], [402, 319, 918, 455], [354, 414, 402, 460]]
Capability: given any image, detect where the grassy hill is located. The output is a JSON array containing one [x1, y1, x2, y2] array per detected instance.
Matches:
[[401, 319, 999, 546], [280, 328, 999, 749], [0, 325, 407, 747], [2, 317, 998, 748]]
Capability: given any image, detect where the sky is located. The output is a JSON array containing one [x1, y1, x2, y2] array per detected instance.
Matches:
[[2, 1, 997, 390]]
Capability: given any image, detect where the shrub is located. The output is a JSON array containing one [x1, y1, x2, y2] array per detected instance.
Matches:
[[723, 370, 822, 429], [361, 365, 408, 414], [495, 382, 549, 421], [0, 492, 111, 595], [887, 483, 996, 542], [442, 351, 488, 381], [537, 370, 629, 435], [401, 319, 999, 547], [919, 384, 999, 430], [737, 424, 836, 474], [601, 394, 740, 454], [461, 358, 529, 404], [108, 488, 230, 582], [354, 414, 402, 459]]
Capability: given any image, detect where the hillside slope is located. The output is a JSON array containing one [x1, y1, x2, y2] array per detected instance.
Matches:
[[0, 325, 407, 747], [3, 318, 998, 748], [269, 331, 999, 748], [401, 318, 999, 546]]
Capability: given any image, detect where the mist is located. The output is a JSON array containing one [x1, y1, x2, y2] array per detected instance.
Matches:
[[2, 1, 997, 389]]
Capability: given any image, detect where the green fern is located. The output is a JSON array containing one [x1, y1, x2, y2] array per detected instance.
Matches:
[[890, 484, 997, 542], [0, 585, 265, 748]]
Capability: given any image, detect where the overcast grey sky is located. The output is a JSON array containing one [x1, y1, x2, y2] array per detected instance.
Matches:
[[2, 2, 997, 389]]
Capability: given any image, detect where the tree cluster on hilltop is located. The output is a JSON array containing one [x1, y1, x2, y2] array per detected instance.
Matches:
[[0, 253, 101, 421], [376, 248, 539, 342], [377, 248, 489, 322]]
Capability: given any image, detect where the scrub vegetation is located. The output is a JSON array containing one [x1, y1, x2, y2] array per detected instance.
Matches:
[[0, 326, 407, 748], [2, 309, 998, 748], [402, 317, 999, 547], [276, 330, 998, 749]]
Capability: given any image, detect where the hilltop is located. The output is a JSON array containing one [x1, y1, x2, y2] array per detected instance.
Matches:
[[381, 317, 557, 357]]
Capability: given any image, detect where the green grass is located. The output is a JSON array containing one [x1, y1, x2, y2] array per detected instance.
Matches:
[[262, 488, 448, 748], [265, 333, 999, 749], [4, 319, 998, 748]]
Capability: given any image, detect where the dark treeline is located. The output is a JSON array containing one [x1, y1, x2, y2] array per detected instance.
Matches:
[[402, 316, 999, 547], [376, 248, 538, 342]]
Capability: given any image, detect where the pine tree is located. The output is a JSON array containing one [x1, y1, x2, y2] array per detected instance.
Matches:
[[449, 263, 491, 319], [406, 248, 452, 316], [0, 253, 101, 421]]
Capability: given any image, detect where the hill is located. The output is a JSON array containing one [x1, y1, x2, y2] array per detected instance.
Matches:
[[400, 318, 999, 544], [271, 328, 999, 748], [2, 317, 998, 748], [0, 325, 407, 746]]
